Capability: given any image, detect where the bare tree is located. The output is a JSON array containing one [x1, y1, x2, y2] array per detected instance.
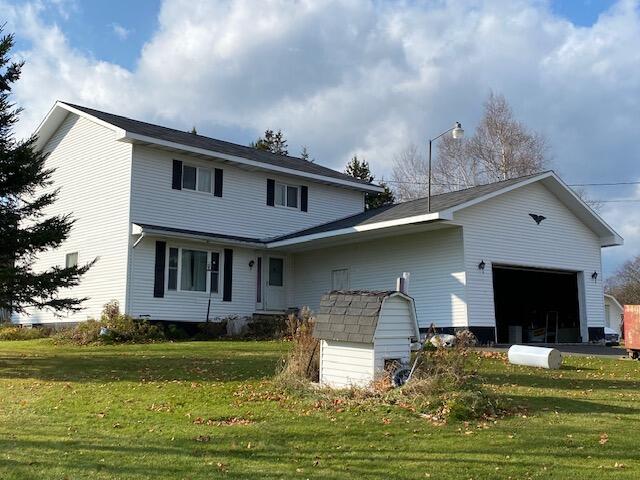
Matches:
[[606, 256, 640, 305], [466, 92, 549, 183], [390, 145, 429, 201], [391, 92, 551, 201]]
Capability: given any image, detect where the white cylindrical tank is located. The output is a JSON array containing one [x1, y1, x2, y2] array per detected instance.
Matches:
[[508, 345, 563, 369]]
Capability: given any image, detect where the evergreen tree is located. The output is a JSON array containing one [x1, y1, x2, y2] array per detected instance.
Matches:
[[0, 28, 93, 316], [344, 155, 373, 183], [190, 126, 197, 135], [300, 145, 313, 162], [344, 155, 395, 210], [251, 129, 288, 156]]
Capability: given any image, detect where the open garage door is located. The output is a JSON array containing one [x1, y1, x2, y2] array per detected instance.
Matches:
[[493, 265, 582, 344]]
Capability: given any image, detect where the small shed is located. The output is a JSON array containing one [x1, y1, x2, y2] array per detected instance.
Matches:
[[604, 294, 624, 337], [313, 290, 420, 388]]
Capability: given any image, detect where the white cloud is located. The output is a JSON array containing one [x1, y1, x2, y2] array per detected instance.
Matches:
[[110, 23, 131, 40], [4, 0, 640, 274]]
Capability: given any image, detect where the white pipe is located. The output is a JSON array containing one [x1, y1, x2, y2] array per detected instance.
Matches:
[[508, 345, 563, 369], [132, 232, 145, 248]]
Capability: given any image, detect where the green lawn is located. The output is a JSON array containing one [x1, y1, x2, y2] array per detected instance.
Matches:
[[1, 340, 639, 479]]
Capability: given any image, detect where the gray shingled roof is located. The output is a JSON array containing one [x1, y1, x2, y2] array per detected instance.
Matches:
[[272, 172, 549, 242], [313, 291, 396, 343], [61, 102, 373, 188]]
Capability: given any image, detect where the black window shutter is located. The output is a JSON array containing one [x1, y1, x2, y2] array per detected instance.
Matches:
[[153, 241, 166, 298], [266, 179, 275, 206], [300, 185, 308, 212], [172, 160, 183, 190], [223, 249, 233, 302], [214, 168, 223, 197]]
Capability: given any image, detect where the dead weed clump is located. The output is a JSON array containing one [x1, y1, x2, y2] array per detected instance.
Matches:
[[275, 307, 319, 385], [272, 327, 506, 423]]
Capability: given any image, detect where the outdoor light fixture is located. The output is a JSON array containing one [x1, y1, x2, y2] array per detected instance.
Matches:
[[478, 260, 486, 271], [592, 271, 598, 282], [428, 121, 464, 212], [452, 122, 464, 139], [249, 260, 255, 269]]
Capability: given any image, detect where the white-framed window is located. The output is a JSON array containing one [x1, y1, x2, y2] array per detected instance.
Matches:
[[183, 164, 212, 193], [275, 182, 299, 209], [65, 252, 78, 268], [167, 247, 220, 293], [331, 268, 349, 291]]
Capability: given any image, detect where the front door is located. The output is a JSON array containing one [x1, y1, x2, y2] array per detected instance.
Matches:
[[265, 256, 285, 311]]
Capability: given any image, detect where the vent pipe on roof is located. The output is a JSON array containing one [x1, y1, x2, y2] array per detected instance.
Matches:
[[396, 272, 410, 294]]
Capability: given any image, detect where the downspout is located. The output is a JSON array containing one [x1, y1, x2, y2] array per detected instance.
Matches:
[[132, 232, 145, 249]]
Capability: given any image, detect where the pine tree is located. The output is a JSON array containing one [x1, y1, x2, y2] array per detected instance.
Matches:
[[0, 28, 94, 317], [300, 145, 313, 162], [344, 155, 395, 210], [190, 126, 197, 135], [251, 129, 288, 156], [344, 155, 373, 183]]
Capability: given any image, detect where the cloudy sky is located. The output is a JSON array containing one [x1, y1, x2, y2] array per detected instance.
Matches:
[[2, 0, 639, 276]]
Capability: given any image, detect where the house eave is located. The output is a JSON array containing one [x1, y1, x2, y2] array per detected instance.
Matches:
[[118, 131, 384, 193]]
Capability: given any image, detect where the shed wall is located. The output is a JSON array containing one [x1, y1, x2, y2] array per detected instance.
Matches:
[[320, 340, 374, 388]]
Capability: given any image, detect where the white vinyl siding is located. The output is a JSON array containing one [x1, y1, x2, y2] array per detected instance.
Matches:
[[292, 227, 468, 329], [455, 181, 605, 336], [374, 297, 415, 371], [129, 237, 257, 321], [374, 337, 411, 372], [130, 146, 364, 239], [320, 340, 374, 388], [16, 113, 132, 324]]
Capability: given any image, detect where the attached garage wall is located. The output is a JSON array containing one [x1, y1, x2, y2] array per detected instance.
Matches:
[[292, 227, 468, 329], [455, 181, 604, 339]]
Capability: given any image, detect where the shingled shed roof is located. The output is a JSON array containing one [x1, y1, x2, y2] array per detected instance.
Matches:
[[314, 291, 402, 343]]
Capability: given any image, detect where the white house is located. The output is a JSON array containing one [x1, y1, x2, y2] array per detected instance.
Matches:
[[18, 101, 623, 344], [604, 294, 624, 337], [314, 290, 420, 388]]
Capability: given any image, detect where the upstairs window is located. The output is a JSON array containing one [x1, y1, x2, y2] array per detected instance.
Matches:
[[183, 164, 212, 193], [65, 252, 78, 268], [275, 183, 299, 209]]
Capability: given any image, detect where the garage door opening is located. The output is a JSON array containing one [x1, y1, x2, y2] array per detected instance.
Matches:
[[493, 266, 582, 344]]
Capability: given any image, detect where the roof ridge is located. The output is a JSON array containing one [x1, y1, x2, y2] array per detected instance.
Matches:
[[57, 101, 373, 187]]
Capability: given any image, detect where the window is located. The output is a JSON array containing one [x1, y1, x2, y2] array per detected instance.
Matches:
[[181, 249, 208, 292], [65, 252, 78, 268], [210, 252, 220, 293], [183, 165, 213, 193], [168, 248, 179, 290], [183, 165, 197, 190], [268, 257, 284, 287], [167, 247, 219, 293], [197, 168, 212, 193], [331, 268, 349, 291], [275, 182, 299, 209]]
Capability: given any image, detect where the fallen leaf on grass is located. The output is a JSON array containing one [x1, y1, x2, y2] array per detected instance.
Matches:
[[195, 435, 211, 442], [599, 433, 609, 445]]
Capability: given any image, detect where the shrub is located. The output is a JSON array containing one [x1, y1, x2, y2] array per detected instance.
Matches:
[[195, 320, 228, 340], [245, 315, 287, 339], [0, 324, 52, 341], [271, 320, 503, 423], [54, 301, 164, 345], [276, 307, 319, 383]]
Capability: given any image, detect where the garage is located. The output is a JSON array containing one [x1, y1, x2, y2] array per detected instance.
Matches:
[[493, 265, 582, 344]]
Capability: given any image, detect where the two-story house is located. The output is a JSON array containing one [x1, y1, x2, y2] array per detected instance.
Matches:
[[21, 101, 622, 344]]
